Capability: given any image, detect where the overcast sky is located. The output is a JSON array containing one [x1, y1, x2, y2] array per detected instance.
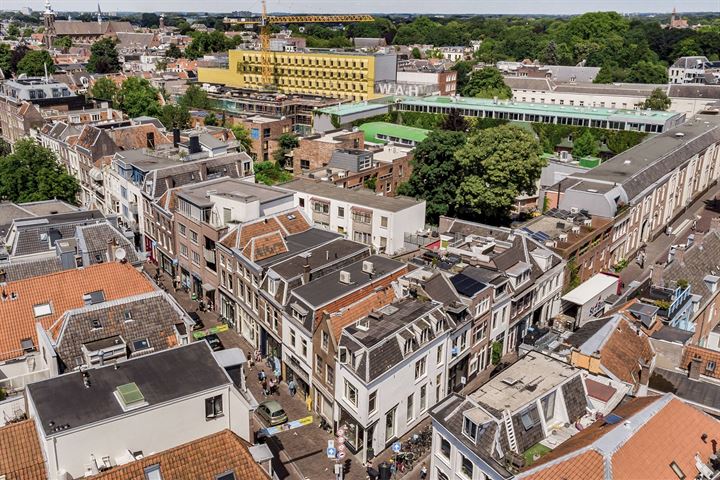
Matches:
[[14, 0, 720, 14]]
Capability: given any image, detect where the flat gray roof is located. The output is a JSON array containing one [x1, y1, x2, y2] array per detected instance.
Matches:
[[27, 342, 229, 436], [468, 351, 578, 413], [279, 178, 424, 213], [177, 177, 291, 207]]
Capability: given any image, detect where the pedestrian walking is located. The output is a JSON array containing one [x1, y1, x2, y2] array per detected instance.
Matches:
[[258, 370, 266, 382], [288, 379, 297, 397], [268, 377, 276, 395], [248, 351, 255, 369], [420, 462, 428, 479], [366, 461, 379, 480], [261, 378, 269, 396]]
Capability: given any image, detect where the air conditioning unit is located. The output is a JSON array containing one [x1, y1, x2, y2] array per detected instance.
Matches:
[[362, 260, 374, 274], [339, 270, 352, 284], [572, 226, 581, 234], [570, 207, 580, 214], [558, 233, 568, 242]]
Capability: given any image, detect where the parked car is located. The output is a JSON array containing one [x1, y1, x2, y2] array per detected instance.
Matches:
[[256, 400, 288, 426], [204, 333, 224, 351]]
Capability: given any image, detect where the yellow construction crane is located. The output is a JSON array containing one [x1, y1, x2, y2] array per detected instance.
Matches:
[[224, 0, 374, 88]]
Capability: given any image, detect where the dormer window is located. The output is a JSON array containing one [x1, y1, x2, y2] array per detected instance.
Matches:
[[420, 327, 430, 343], [268, 277, 279, 296], [338, 346, 348, 364], [463, 417, 478, 442], [403, 337, 413, 355]]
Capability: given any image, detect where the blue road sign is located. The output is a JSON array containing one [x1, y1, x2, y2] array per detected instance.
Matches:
[[327, 447, 337, 458], [392, 441, 402, 453]]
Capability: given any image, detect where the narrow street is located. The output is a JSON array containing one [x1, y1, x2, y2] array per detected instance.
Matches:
[[143, 265, 430, 480]]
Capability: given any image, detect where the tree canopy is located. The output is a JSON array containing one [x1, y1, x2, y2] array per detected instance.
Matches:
[[115, 77, 161, 118], [0, 139, 79, 204], [16, 50, 55, 76], [643, 88, 672, 111], [87, 38, 120, 73], [571, 130, 600, 158], [160, 104, 191, 129], [54, 36, 73, 52], [463, 68, 512, 99], [89, 77, 118, 102], [165, 43, 182, 59], [231, 124, 253, 156], [454, 125, 545, 222], [180, 84, 211, 109]]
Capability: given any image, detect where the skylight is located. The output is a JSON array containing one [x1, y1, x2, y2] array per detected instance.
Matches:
[[33, 303, 52, 318], [115, 382, 145, 410]]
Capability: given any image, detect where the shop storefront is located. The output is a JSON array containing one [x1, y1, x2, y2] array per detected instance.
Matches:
[[283, 353, 310, 399], [220, 292, 236, 329], [260, 327, 282, 377], [159, 251, 176, 277], [338, 407, 365, 455]]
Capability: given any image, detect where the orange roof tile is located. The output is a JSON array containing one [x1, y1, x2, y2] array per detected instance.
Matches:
[[519, 395, 720, 480], [275, 208, 311, 235], [89, 429, 270, 480], [682, 344, 720, 379], [108, 124, 171, 151], [244, 231, 288, 262], [238, 217, 284, 249], [0, 419, 47, 480], [326, 285, 397, 340], [599, 317, 654, 389], [0, 263, 155, 361]]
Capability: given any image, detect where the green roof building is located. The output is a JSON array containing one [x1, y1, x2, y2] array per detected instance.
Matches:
[[359, 122, 430, 146]]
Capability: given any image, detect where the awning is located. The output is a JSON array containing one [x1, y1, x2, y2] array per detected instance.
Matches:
[[202, 283, 216, 293]]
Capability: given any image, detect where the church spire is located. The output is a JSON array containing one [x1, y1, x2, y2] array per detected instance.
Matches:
[[43, 0, 56, 48], [97, 3, 102, 25]]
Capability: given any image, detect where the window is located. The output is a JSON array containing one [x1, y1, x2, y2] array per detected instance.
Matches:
[[436, 345, 444, 364], [321, 331, 329, 352], [192, 251, 201, 265], [436, 373, 442, 401], [215, 472, 236, 480], [299, 198, 305, 208], [380, 216, 388, 228], [707, 361, 717, 373], [301, 338, 308, 357], [344, 379, 358, 407], [460, 454, 474, 479], [420, 384, 427, 411], [144, 464, 162, 480], [316, 354, 324, 375], [337, 206, 345, 218], [463, 417, 478, 440], [180, 244, 188, 258], [473, 322, 487, 345], [179, 224, 186, 236], [205, 395, 223, 419], [290, 329, 296, 347], [313, 201, 329, 214], [439, 435, 451, 459], [190, 230, 199, 244], [385, 406, 396, 440], [414, 357, 427, 380], [326, 364, 334, 385], [33, 303, 52, 318], [420, 327, 430, 343], [369, 391, 377, 414], [406, 393, 415, 422]]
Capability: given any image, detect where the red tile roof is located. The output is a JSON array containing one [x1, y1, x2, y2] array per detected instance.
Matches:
[[89, 429, 270, 480], [0, 419, 47, 480], [584, 378, 617, 403], [599, 316, 654, 390], [682, 344, 720, 379], [220, 209, 310, 255], [0, 263, 155, 361], [519, 395, 720, 480]]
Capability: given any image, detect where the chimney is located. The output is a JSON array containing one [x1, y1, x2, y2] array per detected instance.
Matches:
[[651, 263, 664, 287], [694, 232, 705, 251], [674, 248, 685, 266], [689, 356, 702, 380], [173, 128, 180, 147], [639, 361, 651, 387], [106, 237, 117, 261], [303, 258, 311, 285], [189, 135, 201, 154]]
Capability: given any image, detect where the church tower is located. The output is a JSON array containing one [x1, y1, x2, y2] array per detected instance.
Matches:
[[97, 3, 102, 25], [43, 0, 56, 49], [159, 13, 165, 30]]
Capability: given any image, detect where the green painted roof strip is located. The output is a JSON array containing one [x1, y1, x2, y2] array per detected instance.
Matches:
[[359, 122, 430, 143]]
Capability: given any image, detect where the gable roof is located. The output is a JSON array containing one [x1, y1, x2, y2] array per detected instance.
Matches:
[[88, 429, 269, 480], [0, 419, 47, 480], [51, 291, 185, 370], [107, 123, 171, 151], [518, 394, 720, 480], [0, 262, 155, 361], [663, 230, 720, 306], [220, 208, 311, 254]]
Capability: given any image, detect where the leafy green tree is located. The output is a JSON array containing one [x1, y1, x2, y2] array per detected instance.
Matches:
[[254, 161, 292, 186], [411, 47, 421, 59], [0, 139, 79, 204], [160, 104, 191, 129], [17, 50, 55, 76], [115, 77, 161, 118], [140, 13, 159, 28], [0, 43, 11, 73], [454, 125, 545, 223], [643, 88, 672, 111], [204, 112, 218, 126], [54, 36, 73, 52], [6, 23, 20, 38], [176, 20, 192, 35], [22, 27, 33, 38], [87, 38, 120, 73], [89, 77, 118, 102], [571, 130, 599, 158], [166, 43, 182, 59], [626, 60, 667, 84], [180, 84, 210, 109], [9, 44, 28, 74], [442, 109, 468, 132], [451, 60, 475, 92], [273, 133, 299, 167], [396, 130, 466, 223], [231, 124, 253, 156], [462, 68, 511, 99]]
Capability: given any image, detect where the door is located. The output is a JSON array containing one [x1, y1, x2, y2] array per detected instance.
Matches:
[[385, 407, 396, 444]]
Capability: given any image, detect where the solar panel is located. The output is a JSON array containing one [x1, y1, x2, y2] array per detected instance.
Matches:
[[604, 414, 623, 425], [451, 273, 485, 297]]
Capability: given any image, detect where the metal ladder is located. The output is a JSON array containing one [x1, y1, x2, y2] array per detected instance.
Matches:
[[502, 409, 519, 453]]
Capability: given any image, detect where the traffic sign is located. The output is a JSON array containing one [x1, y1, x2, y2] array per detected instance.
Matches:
[[336, 436, 345, 444], [338, 444, 346, 453], [392, 441, 402, 453], [327, 447, 337, 458]]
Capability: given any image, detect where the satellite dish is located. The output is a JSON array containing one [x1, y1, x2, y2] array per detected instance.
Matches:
[[114, 247, 127, 261]]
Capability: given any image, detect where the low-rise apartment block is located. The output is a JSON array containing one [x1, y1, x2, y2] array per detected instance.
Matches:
[[290, 129, 365, 173], [280, 178, 426, 255]]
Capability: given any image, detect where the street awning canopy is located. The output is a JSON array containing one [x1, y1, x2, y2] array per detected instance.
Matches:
[[202, 283, 216, 292]]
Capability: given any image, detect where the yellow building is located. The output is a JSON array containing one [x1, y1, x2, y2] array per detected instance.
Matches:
[[198, 49, 397, 101]]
